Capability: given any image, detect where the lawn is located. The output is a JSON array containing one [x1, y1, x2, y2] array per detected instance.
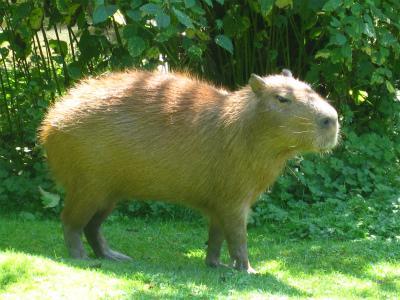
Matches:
[[0, 216, 399, 299]]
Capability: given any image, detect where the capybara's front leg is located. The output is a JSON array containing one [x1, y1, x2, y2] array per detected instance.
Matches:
[[63, 224, 88, 259], [205, 218, 225, 267], [221, 213, 256, 274], [83, 208, 132, 261]]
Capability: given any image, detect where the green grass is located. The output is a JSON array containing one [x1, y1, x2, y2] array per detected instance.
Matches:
[[0, 216, 399, 299]]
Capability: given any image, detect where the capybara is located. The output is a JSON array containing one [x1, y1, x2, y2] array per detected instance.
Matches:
[[39, 69, 339, 273]]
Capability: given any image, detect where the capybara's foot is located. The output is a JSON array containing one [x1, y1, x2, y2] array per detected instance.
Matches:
[[232, 259, 258, 274], [205, 258, 230, 270], [70, 250, 89, 260], [205, 257, 221, 268], [100, 249, 133, 261], [245, 265, 258, 274], [234, 263, 258, 274]]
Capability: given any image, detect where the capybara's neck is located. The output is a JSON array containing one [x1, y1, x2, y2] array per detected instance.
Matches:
[[218, 86, 293, 190], [224, 86, 295, 154]]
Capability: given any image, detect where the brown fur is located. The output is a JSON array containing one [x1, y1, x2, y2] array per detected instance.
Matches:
[[39, 70, 339, 272]]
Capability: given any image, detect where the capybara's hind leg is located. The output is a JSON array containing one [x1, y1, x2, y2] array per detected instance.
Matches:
[[205, 218, 225, 268], [61, 195, 96, 259], [84, 206, 132, 261]]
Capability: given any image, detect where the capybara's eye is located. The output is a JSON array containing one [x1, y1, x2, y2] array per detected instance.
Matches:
[[276, 95, 291, 103]]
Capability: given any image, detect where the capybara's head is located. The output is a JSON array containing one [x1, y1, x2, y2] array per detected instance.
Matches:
[[249, 70, 339, 153]]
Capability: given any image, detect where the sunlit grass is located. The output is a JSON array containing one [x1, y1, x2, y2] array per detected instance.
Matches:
[[0, 216, 399, 299]]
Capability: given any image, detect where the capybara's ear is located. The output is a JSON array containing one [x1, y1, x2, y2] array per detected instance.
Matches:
[[249, 74, 265, 95], [282, 69, 293, 77]]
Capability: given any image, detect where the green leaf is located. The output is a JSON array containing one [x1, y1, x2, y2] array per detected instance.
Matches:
[[172, 7, 194, 28], [155, 12, 171, 28], [48, 39, 68, 56], [123, 24, 138, 39], [140, 3, 161, 15], [260, 0, 274, 16], [363, 16, 376, 38], [130, 0, 142, 9], [0, 47, 9, 58], [56, 0, 71, 14], [188, 45, 203, 58], [39, 186, 60, 209], [363, 23, 376, 38], [215, 0, 224, 4], [184, 0, 196, 8], [29, 7, 44, 30], [67, 62, 82, 80], [340, 45, 352, 59], [385, 80, 396, 94], [330, 17, 341, 28], [371, 47, 389, 65], [216, 19, 223, 30], [350, 3, 362, 16], [14, 3, 32, 20], [315, 49, 331, 59], [190, 5, 206, 15], [310, 28, 322, 39], [127, 36, 146, 57], [345, 20, 364, 40], [126, 9, 141, 21], [322, 0, 341, 12], [68, 4, 81, 17], [146, 46, 160, 59], [78, 30, 101, 62], [275, 0, 292, 8], [371, 72, 384, 84], [349, 89, 368, 104], [331, 32, 347, 45], [155, 26, 178, 42], [56, 0, 79, 16], [92, 4, 117, 24], [203, 0, 213, 6], [215, 34, 233, 54]]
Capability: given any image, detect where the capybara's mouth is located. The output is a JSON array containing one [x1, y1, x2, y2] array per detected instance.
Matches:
[[315, 131, 339, 152]]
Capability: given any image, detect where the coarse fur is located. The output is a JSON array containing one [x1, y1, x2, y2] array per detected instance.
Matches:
[[39, 70, 339, 273]]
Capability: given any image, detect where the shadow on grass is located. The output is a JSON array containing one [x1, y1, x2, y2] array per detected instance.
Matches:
[[250, 233, 400, 297], [1, 217, 399, 298]]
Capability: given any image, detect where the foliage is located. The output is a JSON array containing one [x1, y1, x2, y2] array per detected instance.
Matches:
[[0, 0, 399, 240]]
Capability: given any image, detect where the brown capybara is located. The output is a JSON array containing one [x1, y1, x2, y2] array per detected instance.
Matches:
[[38, 69, 339, 273]]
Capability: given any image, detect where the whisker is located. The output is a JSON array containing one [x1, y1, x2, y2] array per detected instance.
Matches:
[[293, 115, 311, 121], [292, 131, 312, 134]]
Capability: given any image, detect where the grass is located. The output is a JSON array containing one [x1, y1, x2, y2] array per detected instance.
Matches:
[[0, 216, 399, 299]]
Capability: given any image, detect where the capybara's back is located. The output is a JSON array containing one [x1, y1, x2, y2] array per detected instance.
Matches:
[[39, 70, 339, 271], [40, 71, 236, 212]]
